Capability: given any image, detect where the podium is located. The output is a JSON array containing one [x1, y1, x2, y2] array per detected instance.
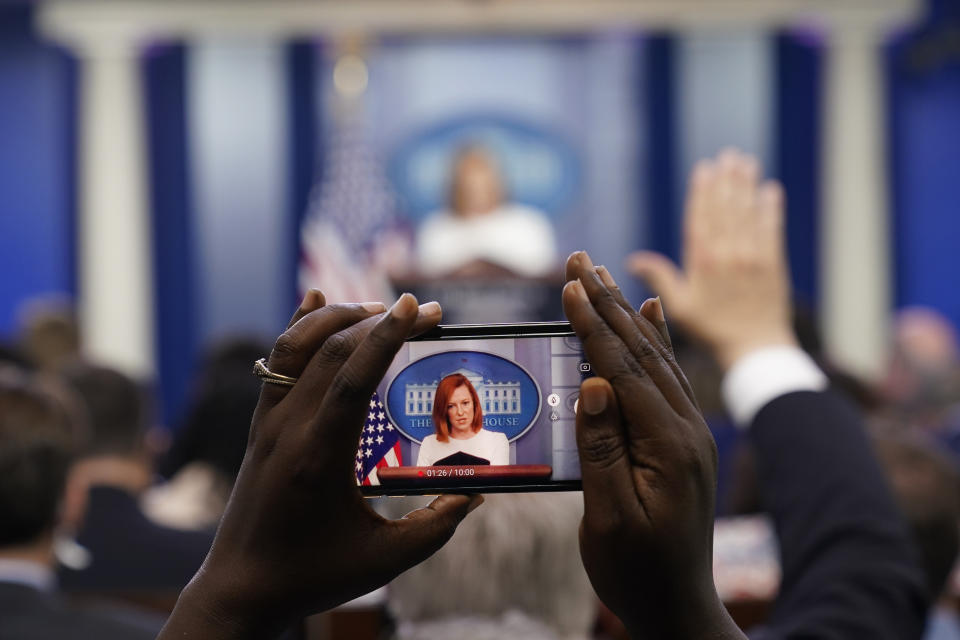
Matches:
[[392, 273, 565, 324]]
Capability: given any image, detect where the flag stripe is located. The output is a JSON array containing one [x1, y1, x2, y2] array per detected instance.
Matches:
[[356, 391, 402, 485], [297, 103, 397, 303]]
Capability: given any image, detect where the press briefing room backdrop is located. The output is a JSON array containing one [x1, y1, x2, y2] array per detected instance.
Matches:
[[1, 0, 959, 426]]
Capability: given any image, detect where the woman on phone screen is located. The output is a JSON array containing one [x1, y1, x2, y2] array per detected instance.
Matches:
[[416, 373, 509, 466]]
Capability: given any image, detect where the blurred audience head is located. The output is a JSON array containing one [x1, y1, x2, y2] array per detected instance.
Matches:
[[160, 337, 266, 482], [882, 307, 960, 427], [0, 367, 85, 552], [668, 328, 726, 417], [449, 145, 505, 218], [892, 307, 960, 371], [59, 362, 149, 460], [872, 430, 960, 599], [144, 338, 266, 530], [386, 492, 595, 640], [16, 298, 80, 373]]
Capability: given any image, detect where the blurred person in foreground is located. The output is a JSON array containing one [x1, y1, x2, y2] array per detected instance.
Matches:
[[0, 367, 157, 639], [383, 492, 594, 640], [416, 145, 558, 279], [629, 149, 927, 637], [57, 362, 213, 595], [144, 339, 267, 531]]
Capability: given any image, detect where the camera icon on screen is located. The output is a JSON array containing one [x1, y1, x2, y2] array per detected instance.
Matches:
[[578, 361, 592, 373]]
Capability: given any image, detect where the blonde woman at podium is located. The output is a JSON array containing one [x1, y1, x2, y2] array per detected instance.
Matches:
[[416, 146, 558, 279]]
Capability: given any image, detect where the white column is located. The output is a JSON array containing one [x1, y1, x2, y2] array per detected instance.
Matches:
[[76, 40, 155, 378], [820, 25, 889, 381], [677, 30, 773, 176], [187, 40, 289, 343], [581, 37, 639, 289]]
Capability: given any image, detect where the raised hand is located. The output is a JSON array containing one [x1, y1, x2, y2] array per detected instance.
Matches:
[[158, 292, 482, 639], [565, 252, 745, 640], [628, 149, 795, 369]]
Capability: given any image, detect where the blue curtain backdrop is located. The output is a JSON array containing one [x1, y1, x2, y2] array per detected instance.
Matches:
[[888, 0, 960, 330], [0, 5, 76, 337], [286, 40, 321, 312], [144, 40, 320, 425], [642, 34, 680, 265], [4, 4, 960, 426], [775, 31, 821, 308], [144, 44, 197, 425]]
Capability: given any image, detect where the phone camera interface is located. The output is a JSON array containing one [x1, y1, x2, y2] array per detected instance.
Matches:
[[355, 334, 584, 491]]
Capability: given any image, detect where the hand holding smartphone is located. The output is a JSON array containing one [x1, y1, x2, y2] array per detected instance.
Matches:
[[355, 321, 591, 495]]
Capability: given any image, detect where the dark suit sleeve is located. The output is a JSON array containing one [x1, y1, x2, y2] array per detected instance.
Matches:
[[747, 391, 928, 640]]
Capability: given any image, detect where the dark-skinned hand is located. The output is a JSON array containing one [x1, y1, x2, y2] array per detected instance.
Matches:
[[565, 251, 745, 640], [157, 291, 483, 640]]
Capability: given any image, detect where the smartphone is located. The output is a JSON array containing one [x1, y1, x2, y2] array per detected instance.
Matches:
[[355, 322, 591, 496]]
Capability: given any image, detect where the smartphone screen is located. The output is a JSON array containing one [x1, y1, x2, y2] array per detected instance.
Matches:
[[355, 322, 590, 495]]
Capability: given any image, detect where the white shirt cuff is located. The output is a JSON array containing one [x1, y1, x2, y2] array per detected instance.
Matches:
[[721, 345, 829, 429]]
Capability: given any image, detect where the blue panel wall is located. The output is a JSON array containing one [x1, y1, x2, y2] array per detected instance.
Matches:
[[642, 35, 679, 264], [144, 44, 197, 424], [888, 6, 960, 330], [187, 40, 291, 345], [775, 30, 822, 307], [0, 6, 75, 337], [286, 41, 320, 311]]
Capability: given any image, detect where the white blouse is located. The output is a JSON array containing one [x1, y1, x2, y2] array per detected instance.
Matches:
[[416, 204, 558, 278], [416, 428, 510, 466]]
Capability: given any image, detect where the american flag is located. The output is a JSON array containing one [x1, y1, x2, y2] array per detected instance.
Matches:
[[356, 391, 402, 485], [299, 107, 399, 303]]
